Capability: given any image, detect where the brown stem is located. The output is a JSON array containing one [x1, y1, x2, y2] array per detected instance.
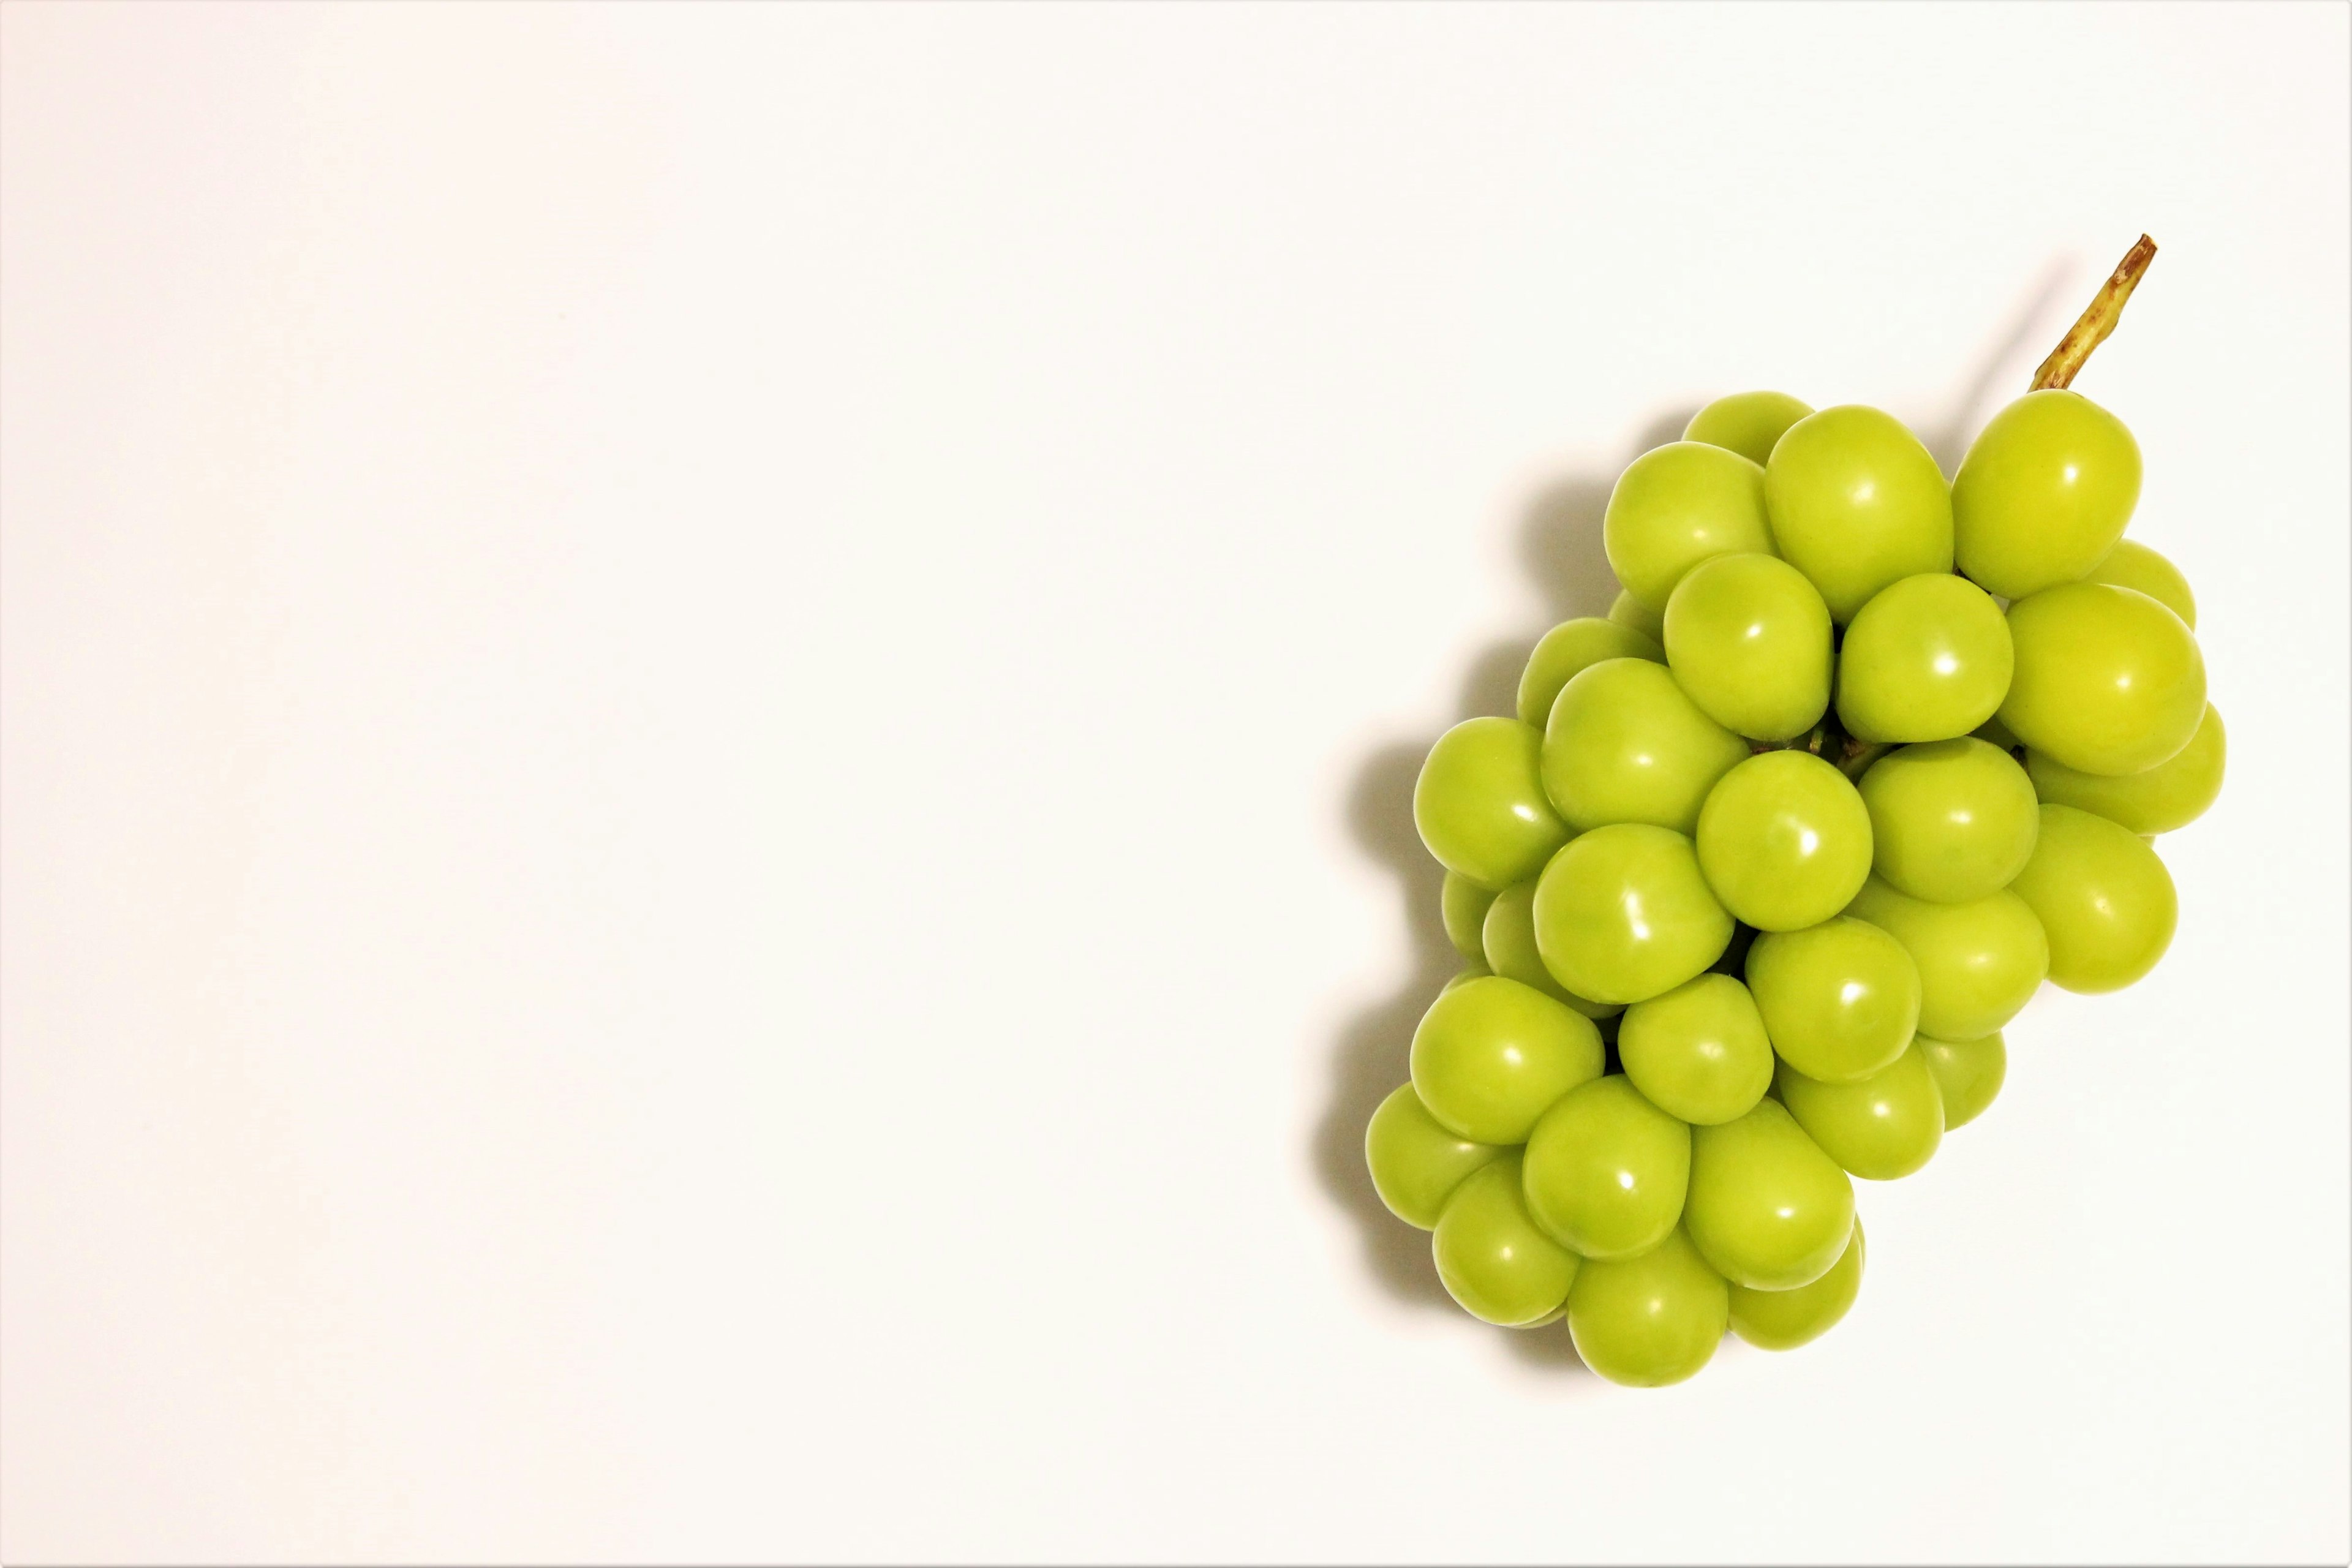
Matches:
[[2030, 235, 2157, 391]]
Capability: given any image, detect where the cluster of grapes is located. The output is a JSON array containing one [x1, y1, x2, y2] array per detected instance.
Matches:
[[1363, 244, 2223, 1386]]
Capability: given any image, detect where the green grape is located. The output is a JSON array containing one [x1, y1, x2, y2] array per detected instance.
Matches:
[[1835, 573, 2014, 743], [1522, 1076, 1691, 1260], [1366, 1083, 1507, 1229], [1685, 1098, 1855, 1290], [1410, 975, 1605, 1143], [1433, 1154, 1580, 1327], [1617, 972, 1774, 1125], [1953, 389, 2141, 600], [1662, 553, 1833, 740], [1684, 390, 1815, 468], [2027, 702, 2225, 835], [1532, 824, 1734, 1005], [1517, 617, 1665, 729], [1694, 751, 1874, 932], [1601, 442, 1776, 611], [1762, 405, 1954, 622], [1441, 872, 1498, 961], [1441, 963, 1489, 993], [2005, 804, 2177, 993], [1843, 876, 2048, 1040], [1481, 880, 1623, 1019], [2087, 538, 2195, 629], [1608, 588, 1667, 643], [1566, 1226, 1728, 1387], [1414, 717, 1571, 890], [1858, 737, 2040, 903], [1918, 1031, 2005, 1131], [2000, 582, 2206, 776], [1974, 712, 2023, 752], [1542, 658, 1750, 835], [1775, 1040, 1943, 1180], [1745, 917, 1920, 1082], [1728, 1219, 1863, 1351]]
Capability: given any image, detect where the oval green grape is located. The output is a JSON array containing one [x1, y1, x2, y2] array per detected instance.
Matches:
[[1366, 1083, 1507, 1229], [2087, 537, 2195, 629], [1685, 1098, 1856, 1291], [1523, 1076, 1691, 1261], [1775, 1040, 1943, 1180], [1608, 587, 1666, 643], [1409, 974, 1605, 1144], [1441, 871, 1498, 961], [1533, 824, 1735, 1006], [1542, 658, 1750, 835], [1662, 552, 1834, 740], [1727, 1219, 1863, 1351], [1918, 1031, 2005, 1131], [1617, 972, 1774, 1126], [1518, 617, 1667, 729], [2000, 581, 2206, 777], [1566, 1226, 1729, 1387], [1433, 1154, 1580, 1327], [2005, 804, 2177, 993], [1745, 916, 1921, 1082], [1695, 750, 1874, 932], [1953, 389, 2140, 600], [1842, 876, 2048, 1040], [2027, 702, 2225, 835], [1414, 717, 1570, 890], [1762, 405, 1954, 622], [1602, 442, 1776, 611], [1836, 573, 2014, 744], [1684, 390, 1815, 468], [1858, 737, 2040, 903]]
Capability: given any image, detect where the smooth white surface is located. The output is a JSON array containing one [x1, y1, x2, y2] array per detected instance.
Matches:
[[4, 4, 2346, 1562]]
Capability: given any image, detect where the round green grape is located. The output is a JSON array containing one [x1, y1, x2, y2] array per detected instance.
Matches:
[[2087, 538, 2195, 629], [1541, 657, 1749, 835], [1481, 880, 1622, 1019], [1414, 717, 1571, 890], [1694, 750, 1874, 932], [2005, 804, 2177, 993], [1523, 1076, 1691, 1261], [2000, 582, 2206, 777], [1662, 553, 1833, 740], [1918, 1031, 2005, 1131], [1728, 1219, 1863, 1351], [1685, 1098, 1855, 1291], [1745, 917, 1920, 1082], [1441, 871, 1498, 961], [1566, 1226, 1728, 1387], [1617, 972, 1774, 1125], [1775, 1040, 1943, 1180], [1409, 974, 1605, 1143], [1835, 573, 2014, 743], [1602, 442, 1776, 611], [1858, 737, 2040, 903], [1433, 1154, 1580, 1327], [1608, 588, 1666, 643], [1974, 712, 2023, 752], [1441, 962, 1490, 994], [1684, 390, 1815, 468], [1843, 876, 2048, 1040], [2027, 702, 2225, 835], [1532, 824, 1734, 1006], [1762, 405, 1954, 622], [1517, 617, 1665, 729], [1953, 389, 2140, 600], [1366, 1083, 1506, 1229]]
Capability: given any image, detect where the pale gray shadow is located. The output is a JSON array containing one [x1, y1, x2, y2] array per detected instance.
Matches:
[[1921, 257, 2078, 475]]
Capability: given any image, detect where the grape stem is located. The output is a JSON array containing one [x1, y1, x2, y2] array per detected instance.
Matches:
[[1751, 720, 1887, 781], [2029, 234, 2157, 391]]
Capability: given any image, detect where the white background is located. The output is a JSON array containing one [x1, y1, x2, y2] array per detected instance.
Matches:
[[4, 4, 2346, 1562]]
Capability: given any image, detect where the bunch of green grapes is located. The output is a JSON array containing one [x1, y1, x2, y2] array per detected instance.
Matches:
[[1366, 238, 2220, 1386]]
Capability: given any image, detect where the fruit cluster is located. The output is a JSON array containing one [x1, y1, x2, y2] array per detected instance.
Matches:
[[1363, 248, 2223, 1386]]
